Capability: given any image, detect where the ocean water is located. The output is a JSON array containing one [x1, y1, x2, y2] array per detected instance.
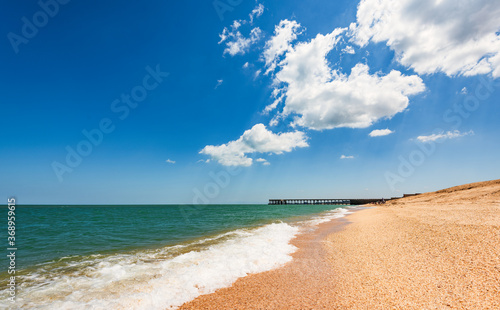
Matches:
[[0, 204, 352, 309]]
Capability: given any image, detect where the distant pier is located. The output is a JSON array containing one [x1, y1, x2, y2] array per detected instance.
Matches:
[[268, 198, 384, 205], [268, 194, 422, 205]]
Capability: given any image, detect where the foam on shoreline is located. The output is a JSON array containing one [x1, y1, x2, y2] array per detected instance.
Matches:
[[7, 223, 299, 309]]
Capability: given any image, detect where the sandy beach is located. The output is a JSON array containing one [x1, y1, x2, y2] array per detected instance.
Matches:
[[179, 179, 500, 309]]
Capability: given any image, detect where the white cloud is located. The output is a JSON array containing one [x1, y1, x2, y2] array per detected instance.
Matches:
[[200, 123, 308, 166], [218, 20, 240, 43], [342, 45, 355, 54], [264, 93, 284, 113], [256, 158, 270, 165], [165, 159, 176, 164], [262, 20, 303, 74], [340, 155, 354, 159], [215, 79, 223, 89], [254, 69, 262, 79], [271, 27, 425, 130], [218, 4, 265, 56], [351, 0, 500, 77], [416, 130, 474, 143], [249, 4, 264, 23], [243, 62, 249, 68], [369, 129, 394, 137], [460, 87, 468, 95], [219, 22, 262, 56]]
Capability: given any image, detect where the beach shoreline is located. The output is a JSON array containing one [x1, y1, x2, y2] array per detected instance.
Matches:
[[179, 180, 500, 309]]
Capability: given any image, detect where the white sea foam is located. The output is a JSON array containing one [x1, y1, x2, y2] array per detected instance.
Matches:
[[294, 207, 353, 229], [9, 223, 299, 310], [305, 207, 352, 226]]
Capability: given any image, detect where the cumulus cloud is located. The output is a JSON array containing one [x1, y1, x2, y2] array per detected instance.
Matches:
[[340, 155, 355, 159], [369, 129, 394, 137], [416, 130, 474, 142], [351, 0, 500, 77], [200, 123, 308, 166], [165, 159, 176, 164], [219, 20, 262, 56], [262, 20, 303, 74], [270, 27, 425, 130]]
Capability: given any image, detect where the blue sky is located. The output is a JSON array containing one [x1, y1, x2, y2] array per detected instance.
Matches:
[[1, 0, 499, 204]]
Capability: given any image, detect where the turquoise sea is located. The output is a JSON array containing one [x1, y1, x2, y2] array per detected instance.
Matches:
[[1, 204, 352, 309]]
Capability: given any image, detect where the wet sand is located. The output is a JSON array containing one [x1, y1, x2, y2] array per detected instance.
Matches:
[[179, 179, 500, 309]]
